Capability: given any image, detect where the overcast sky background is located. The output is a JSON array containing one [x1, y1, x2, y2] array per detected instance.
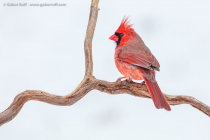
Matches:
[[0, 0, 210, 140]]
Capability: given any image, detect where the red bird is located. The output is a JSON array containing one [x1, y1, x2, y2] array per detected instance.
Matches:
[[109, 17, 171, 111]]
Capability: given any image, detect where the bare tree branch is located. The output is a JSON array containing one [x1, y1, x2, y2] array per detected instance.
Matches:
[[0, 80, 98, 126], [84, 0, 99, 77], [0, 0, 209, 127], [0, 0, 99, 127], [94, 79, 210, 116]]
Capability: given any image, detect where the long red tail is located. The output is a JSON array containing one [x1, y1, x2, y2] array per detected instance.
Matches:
[[143, 77, 171, 111]]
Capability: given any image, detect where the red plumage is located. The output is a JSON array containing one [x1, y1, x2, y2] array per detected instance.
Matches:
[[109, 16, 171, 111]]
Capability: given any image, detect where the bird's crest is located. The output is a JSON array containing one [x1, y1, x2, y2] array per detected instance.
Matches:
[[116, 16, 134, 34]]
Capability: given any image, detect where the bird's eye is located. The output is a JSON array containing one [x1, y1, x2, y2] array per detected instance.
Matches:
[[115, 32, 124, 38], [119, 33, 124, 37]]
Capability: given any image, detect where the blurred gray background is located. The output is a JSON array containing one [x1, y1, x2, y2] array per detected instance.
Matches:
[[0, 0, 210, 139]]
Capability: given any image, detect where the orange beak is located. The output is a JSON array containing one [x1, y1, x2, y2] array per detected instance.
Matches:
[[109, 34, 118, 41]]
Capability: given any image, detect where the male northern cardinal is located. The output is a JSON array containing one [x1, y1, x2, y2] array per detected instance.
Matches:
[[109, 17, 171, 111]]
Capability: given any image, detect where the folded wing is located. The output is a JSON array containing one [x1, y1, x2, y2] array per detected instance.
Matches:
[[118, 42, 160, 71]]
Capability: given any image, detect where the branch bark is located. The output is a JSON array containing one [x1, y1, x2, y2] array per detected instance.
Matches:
[[0, 0, 209, 127]]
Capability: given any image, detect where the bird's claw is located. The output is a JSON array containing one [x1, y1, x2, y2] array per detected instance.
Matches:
[[115, 79, 122, 85], [141, 81, 145, 85], [115, 77, 137, 86], [115, 77, 125, 86], [125, 78, 135, 84]]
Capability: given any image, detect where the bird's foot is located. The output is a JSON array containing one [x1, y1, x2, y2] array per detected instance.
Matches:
[[115, 77, 126, 86], [125, 78, 135, 84], [141, 81, 145, 85]]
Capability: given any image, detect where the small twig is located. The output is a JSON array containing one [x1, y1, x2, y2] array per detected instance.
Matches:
[[0, 0, 209, 127]]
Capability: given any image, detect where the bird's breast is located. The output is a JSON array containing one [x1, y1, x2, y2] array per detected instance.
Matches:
[[114, 49, 143, 80]]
